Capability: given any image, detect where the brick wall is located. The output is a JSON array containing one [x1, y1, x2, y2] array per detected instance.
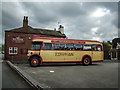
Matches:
[[5, 32, 32, 61], [5, 32, 61, 61]]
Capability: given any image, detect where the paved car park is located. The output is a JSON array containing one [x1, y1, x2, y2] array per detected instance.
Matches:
[[16, 62, 119, 88]]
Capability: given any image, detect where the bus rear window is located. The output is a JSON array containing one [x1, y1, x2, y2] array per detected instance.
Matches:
[[98, 45, 102, 51], [92, 45, 97, 51], [31, 42, 42, 50]]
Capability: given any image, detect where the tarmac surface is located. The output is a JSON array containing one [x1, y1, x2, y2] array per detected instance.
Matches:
[[2, 62, 33, 89], [16, 62, 119, 88], [0, 54, 33, 89]]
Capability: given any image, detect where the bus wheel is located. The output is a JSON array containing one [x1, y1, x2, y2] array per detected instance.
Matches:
[[29, 56, 40, 67], [82, 57, 91, 66]]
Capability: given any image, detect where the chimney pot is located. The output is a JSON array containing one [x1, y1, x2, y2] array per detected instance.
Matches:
[[26, 16, 28, 21], [54, 28, 56, 31], [24, 16, 25, 20], [23, 16, 28, 29], [58, 25, 64, 34]]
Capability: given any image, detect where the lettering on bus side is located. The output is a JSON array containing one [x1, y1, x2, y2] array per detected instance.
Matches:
[[55, 53, 74, 56]]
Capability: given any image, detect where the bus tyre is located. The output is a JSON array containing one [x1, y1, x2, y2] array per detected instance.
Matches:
[[82, 56, 91, 66], [29, 56, 41, 67]]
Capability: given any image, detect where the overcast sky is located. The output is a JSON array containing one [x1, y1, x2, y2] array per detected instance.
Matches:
[[1, 2, 119, 44]]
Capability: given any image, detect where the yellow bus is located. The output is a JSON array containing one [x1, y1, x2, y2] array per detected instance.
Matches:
[[27, 35, 104, 67]]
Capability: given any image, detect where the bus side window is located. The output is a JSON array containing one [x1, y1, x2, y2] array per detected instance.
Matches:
[[54, 43, 65, 50], [65, 44, 74, 50], [74, 44, 83, 50], [92, 45, 97, 51], [83, 45, 92, 51], [44, 43, 53, 50], [97, 45, 102, 51]]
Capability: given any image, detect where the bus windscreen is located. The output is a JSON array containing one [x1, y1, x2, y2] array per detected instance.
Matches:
[[31, 42, 42, 50]]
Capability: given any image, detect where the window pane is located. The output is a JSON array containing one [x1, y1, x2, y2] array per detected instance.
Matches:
[[83, 45, 91, 51], [75, 44, 83, 50], [112, 52, 116, 58], [54, 43, 64, 50], [9, 47, 18, 54], [92, 45, 97, 51], [65, 44, 74, 50], [98, 45, 102, 51], [44, 43, 53, 50], [10, 50, 12, 54], [9, 48, 12, 50], [36, 44, 41, 50], [9, 47, 12, 54], [14, 47, 17, 54], [14, 48, 17, 53], [31, 42, 42, 50], [14, 47, 17, 50]]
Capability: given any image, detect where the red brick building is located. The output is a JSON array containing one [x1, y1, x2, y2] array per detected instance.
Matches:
[[5, 16, 66, 62]]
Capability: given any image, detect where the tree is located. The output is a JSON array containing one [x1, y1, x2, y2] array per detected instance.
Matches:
[[2, 44, 4, 51], [0, 46, 2, 51], [102, 41, 112, 59], [107, 41, 112, 45], [102, 41, 112, 52]]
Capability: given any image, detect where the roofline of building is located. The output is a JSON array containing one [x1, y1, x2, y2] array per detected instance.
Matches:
[[5, 31, 66, 38], [5, 25, 59, 32]]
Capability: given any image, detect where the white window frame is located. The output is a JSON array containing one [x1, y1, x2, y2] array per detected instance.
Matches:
[[9, 47, 18, 54]]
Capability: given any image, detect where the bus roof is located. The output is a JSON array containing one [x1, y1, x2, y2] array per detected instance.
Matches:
[[32, 35, 102, 44]]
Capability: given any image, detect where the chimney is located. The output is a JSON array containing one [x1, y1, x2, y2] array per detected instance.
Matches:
[[58, 25, 64, 34], [23, 16, 28, 28], [54, 28, 56, 31]]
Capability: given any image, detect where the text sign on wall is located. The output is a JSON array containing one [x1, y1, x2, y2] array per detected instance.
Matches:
[[11, 36, 25, 44]]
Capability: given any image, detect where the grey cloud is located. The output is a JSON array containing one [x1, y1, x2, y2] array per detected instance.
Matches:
[[118, 2, 120, 37], [2, 10, 21, 29], [20, 2, 59, 27], [56, 3, 87, 17], [84, 2, 118, 12], [1, 2, 118, 44]]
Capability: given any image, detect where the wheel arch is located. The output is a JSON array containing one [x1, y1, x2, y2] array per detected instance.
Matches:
[[82, 54, 92, 61], [28, 54, 43, 64]]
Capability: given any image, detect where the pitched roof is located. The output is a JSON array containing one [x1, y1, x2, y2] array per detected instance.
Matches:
[[5, 26, 66, 38]]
